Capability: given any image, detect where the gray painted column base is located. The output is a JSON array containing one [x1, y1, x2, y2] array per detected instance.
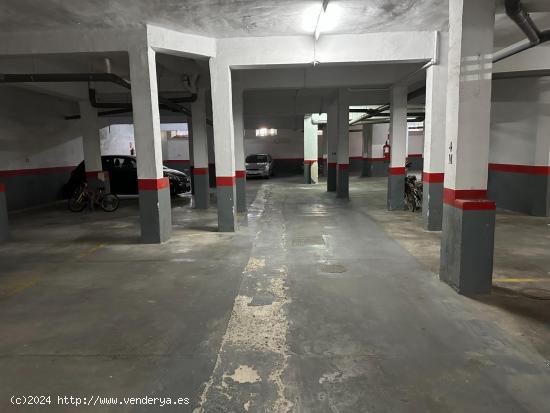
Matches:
[[327, 164, 337, 192], [361, 159, 371, 177], [0, 189, 9, 242], [387, 173, 405, 210], [440, 204, 495, 294], [422, 181, 443, 231], [336, 167, 349, 199], [236, 177, 247, 213], [217, 185, 237, 232], [138, 187, 172, 244], [193, 173, 210, 209], [304, 163, 312, 184], [87, 171, 111, 193]]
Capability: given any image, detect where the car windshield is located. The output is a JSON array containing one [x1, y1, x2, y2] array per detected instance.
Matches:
[[246, 155, 268, 163]]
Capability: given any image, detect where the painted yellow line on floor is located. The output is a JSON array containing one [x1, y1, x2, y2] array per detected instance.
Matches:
[[76, 243, 105, 259], [0, 276, 41, 299], [493, 277, 550, 283]]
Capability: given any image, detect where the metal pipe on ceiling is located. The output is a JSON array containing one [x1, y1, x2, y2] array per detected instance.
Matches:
[[493, 0, 550, 63]]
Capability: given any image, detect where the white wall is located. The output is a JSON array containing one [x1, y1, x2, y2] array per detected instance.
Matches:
[[371, 123, 390, 158], [407, 130, 424, 155], [100, 123, 190, 161], [0, 86, 83, 171], [490, 78, 544, 166]]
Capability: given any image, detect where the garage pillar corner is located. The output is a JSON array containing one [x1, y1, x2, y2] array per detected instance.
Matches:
[[439, 0, 496, 294], [0, 183, 8, 242], [129, 46, 172, 243]]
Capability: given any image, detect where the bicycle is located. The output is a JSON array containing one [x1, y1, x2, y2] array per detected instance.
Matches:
[[68, 182, 120, 212]]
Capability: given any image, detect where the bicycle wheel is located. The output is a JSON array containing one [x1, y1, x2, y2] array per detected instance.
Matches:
[[68, 193, 87, 212], [101, 193, 120, 212]]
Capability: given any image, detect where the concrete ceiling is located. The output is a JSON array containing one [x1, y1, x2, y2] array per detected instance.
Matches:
[[0, 0, 448, 37]]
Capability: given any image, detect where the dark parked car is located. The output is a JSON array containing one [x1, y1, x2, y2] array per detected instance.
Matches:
[[63, 155, 191, 197], [245, 154, 274, 178]]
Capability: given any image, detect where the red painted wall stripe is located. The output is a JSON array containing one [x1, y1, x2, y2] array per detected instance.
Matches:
[[216, 176, 235, 187], [328, 162, 337, 167], [0, 183, 5, 192], [389, 167, 406, 175], [422, 172, 444, 183], [193, 167, 209, 175], [0, 165, 75, 177], [304, 159, 316, 165], [407, 154, 423, 158], [138, 177, 170, 190], [338, 164, 349, 170], [489, 163, 550, 175], [235, 170, 246, 179], [443, 188, 495, 210]]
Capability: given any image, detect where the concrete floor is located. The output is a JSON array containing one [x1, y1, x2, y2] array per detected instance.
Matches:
[[0, 176, 549, 412]]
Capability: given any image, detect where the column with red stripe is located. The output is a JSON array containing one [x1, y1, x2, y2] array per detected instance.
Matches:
[[336, 88, 350, 199], [440, 0, 496, 294], [210, 58, 237, 232], [387, 85, 407, 210], [129, 46, 172, 243], [303, 115, 318, 184], [422, 32, 448, 230], [233, 75, 247, 213], [326, 99, 338, 192], [0, 183, 8, 242], [191, 89, 210, 209]]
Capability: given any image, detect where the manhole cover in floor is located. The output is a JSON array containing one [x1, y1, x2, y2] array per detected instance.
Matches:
[[320, 264, 347, 274], [520, 288, 550, 300], [291, 236, 325, 247]]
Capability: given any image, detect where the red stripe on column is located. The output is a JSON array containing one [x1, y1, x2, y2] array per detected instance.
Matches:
[[0, 183, 5, 192], [365, 157, 387, 162], [328, 162, 337, 167], [389, 167, 406, 175], [216, 176, 235, 186], [193, 168, 209, 175], [338, 164, 349, 170], [138, 177, 170, 190], [443, 188, 495, 210], [304, 160, 316, 165], [422, 172, 444, 183], [489, 163, 550, 175], [235, 170, 246, 178]]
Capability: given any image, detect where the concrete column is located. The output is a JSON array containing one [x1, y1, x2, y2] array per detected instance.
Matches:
[[129, 46, 171, 243], [533, 78, 550, 216], [422, 32, 449, 230], [440, 0, 496, 294], [326, 100, 338, 191], [232, 79, 247, 213], [320, 128, 327, 176], [79, 101, 109, 192], [303, 115, 318, 184], [361, 124, 373, 177], [387, 85, 407, 210], [210, 58, 236, 232], [191, 89, 210, 209], [188, 116, 195, 195], [336, 89, 349, 199], [0, 183, 8, 242]]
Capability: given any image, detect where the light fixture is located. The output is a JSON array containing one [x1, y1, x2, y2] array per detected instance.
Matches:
[[314, 0, 330, 40]]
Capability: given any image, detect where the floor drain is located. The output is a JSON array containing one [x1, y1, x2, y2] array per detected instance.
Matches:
[[291, 236, 325, 247], [520, 288, 550, 300], [320, 264, 347, 274]]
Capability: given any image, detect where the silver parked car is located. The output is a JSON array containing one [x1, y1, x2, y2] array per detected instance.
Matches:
[[245, 154, 274, 178]]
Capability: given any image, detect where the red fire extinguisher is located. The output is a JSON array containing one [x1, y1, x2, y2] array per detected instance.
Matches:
[[383, 139, 391, 161]]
